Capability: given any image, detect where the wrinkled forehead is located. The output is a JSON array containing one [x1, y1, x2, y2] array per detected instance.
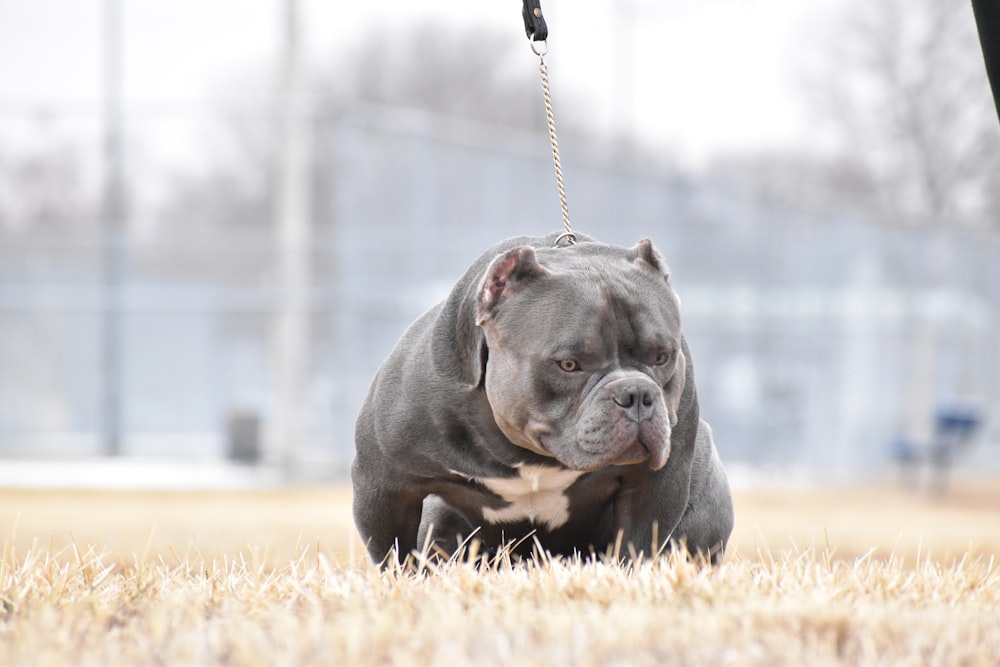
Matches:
[[497, 267, 682, 353]]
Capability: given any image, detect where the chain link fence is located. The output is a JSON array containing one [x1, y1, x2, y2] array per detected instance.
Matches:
[[2, 105, 998, 479]]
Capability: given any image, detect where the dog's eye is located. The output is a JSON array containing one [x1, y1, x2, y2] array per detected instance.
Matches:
[[558, 359, 579, 372], [654, 351, 672, 366]]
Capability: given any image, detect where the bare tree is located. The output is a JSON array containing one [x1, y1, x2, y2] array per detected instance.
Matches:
[[158, 94, 277, 230], [0, 141, 96, 231], [157, 23, 566, 232], [818, 0, 1000, 228], [323, 23, 550, 131]]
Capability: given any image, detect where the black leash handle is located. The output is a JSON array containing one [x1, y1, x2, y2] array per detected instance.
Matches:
[[972, 0, 1000, 123], [522, 0, 548, 42]]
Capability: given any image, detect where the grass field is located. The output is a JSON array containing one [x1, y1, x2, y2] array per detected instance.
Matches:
[[1, 479, 998, 665]]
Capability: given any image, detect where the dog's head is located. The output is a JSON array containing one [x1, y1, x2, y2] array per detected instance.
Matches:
[[474, 239, 686, 471]]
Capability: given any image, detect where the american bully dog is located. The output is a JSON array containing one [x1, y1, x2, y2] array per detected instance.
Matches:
[[352, 231, 733, 565]]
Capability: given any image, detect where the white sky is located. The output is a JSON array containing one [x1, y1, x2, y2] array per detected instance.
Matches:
[[0, 0, 839, 168]]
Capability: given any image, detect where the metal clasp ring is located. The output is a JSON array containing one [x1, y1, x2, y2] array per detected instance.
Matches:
[[553, 232, 576, 247], [530, 40, 549, 57]]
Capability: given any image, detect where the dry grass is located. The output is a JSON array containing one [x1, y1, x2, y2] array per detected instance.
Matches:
[[1, 480, 999, 665]]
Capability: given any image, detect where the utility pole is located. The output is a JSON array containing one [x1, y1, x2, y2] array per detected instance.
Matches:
[[101, 0, 126, 456], [272, 0, 312, 477], [612, 0, 638, 144]]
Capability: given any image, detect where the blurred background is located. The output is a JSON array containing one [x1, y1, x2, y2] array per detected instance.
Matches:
[[1, 0, 999, 490]]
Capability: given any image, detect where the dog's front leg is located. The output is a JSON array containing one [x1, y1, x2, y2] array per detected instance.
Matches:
[[611, 473, 690, 560], [351, 463, 424, 566]]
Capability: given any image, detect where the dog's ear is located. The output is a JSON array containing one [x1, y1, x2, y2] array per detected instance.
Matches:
[[432, 245, 545, 386], [632, 238, 682, 308], [476, 246, 548, 324], [663, 349, 687, 427], [631, 238, 670, 282]]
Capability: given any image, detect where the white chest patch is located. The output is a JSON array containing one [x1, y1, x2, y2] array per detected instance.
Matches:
[[478, 465, 584, 530]]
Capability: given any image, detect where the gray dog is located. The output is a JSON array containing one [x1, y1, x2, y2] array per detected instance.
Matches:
[[352, 231, 733, 565]]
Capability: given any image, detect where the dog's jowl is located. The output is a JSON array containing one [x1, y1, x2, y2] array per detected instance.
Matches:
[[352, 232, 734, 565]]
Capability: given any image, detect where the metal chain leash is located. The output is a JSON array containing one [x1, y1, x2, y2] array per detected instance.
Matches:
[[532, 41, 575, 246], [523, 1, 575, 246]]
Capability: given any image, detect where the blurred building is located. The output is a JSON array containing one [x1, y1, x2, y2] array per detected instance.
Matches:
[[1, 104, 998, 479]]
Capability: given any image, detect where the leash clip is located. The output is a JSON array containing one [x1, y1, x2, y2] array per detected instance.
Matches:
[[553, 232, 576, 247]]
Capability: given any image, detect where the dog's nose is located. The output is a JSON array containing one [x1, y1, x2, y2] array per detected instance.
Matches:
[[611, 381, 656, 418]]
